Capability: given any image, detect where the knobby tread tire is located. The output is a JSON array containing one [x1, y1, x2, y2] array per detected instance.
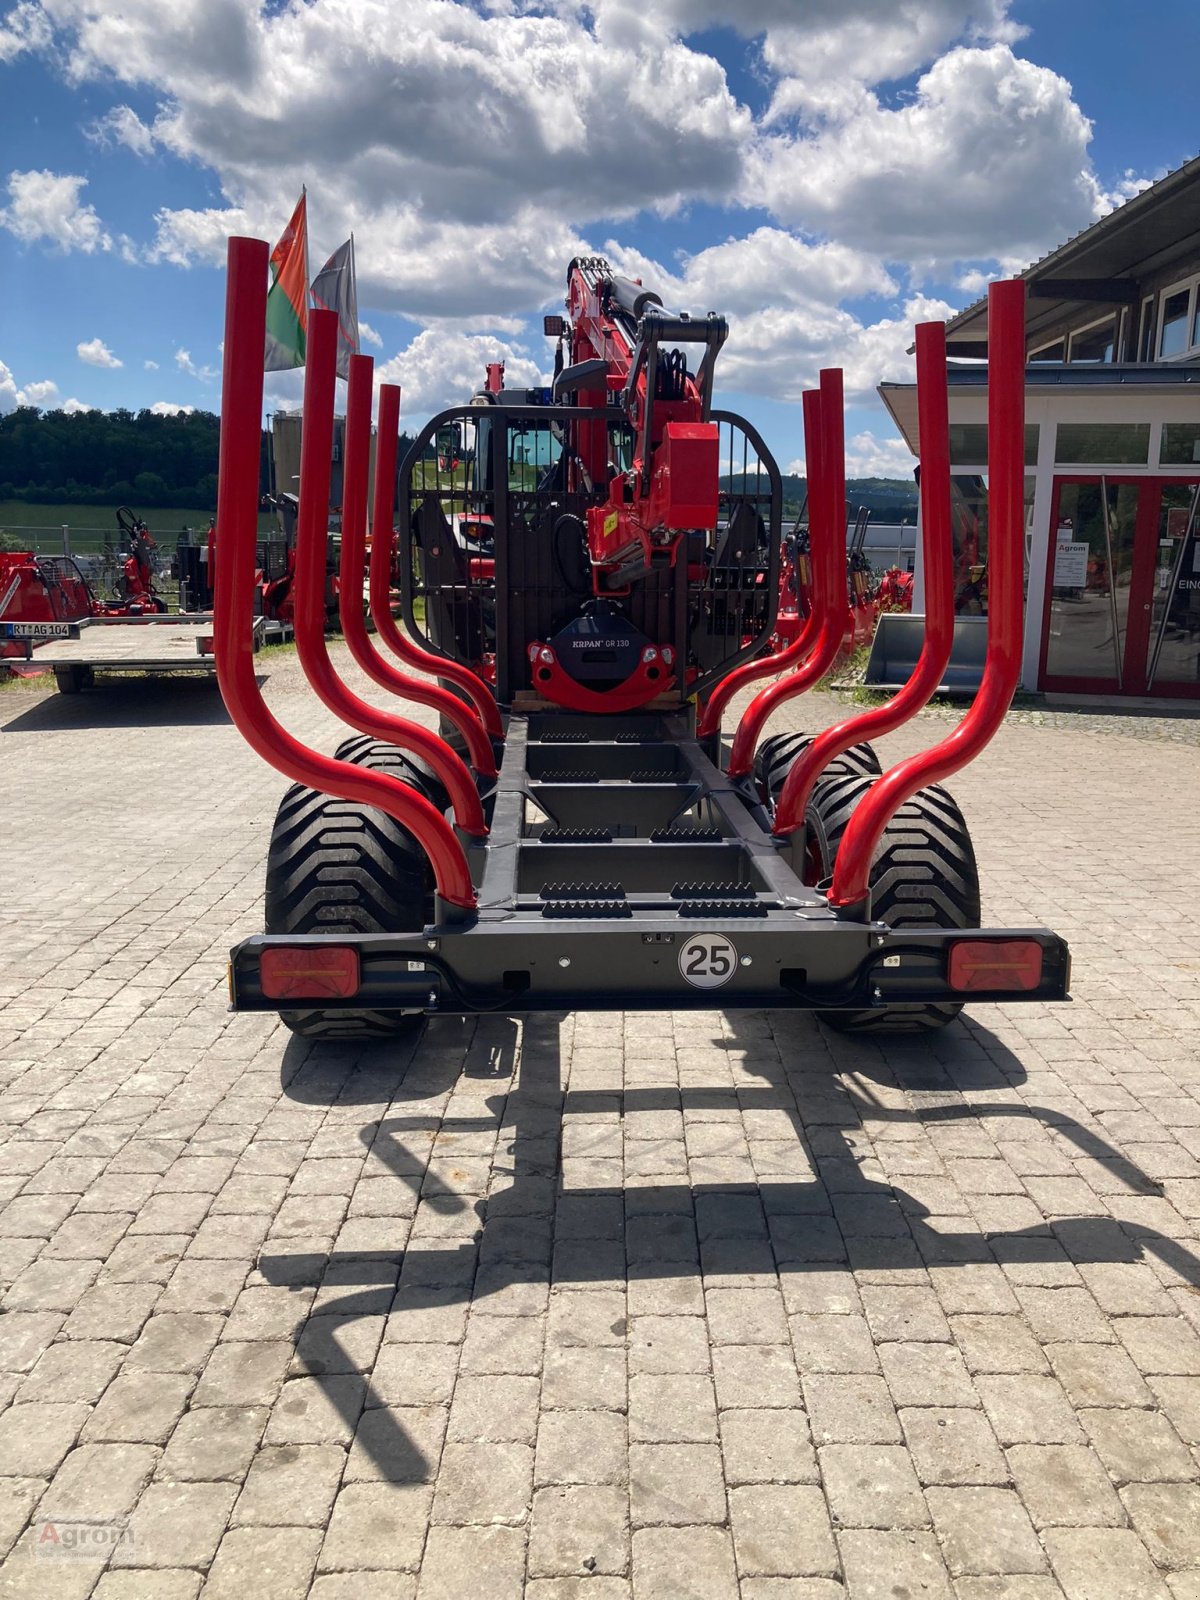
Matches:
[[806, 773, 980, 1034], [754, 730, 881, 804], [332, 734, 451, 813], [264, 781, 434, 1040]]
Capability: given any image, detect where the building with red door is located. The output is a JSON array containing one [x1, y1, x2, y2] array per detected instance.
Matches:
[[880, 154, 1200, 701]]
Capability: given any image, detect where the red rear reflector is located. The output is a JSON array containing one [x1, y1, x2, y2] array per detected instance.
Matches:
[[260, 946, 360, 1001], [948, 939, 1043, 993]]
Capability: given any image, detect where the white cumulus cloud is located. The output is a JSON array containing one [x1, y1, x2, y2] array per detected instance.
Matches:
[[61, 397, 94, 413], [359, 321, 383, 349], [0, 168, 112, 253], [88, 103, 156, 157], [0, 1, 51, 63], [376, 328, 543, 418], [77, 336, 122, 368], [148, 401, 195, 415]]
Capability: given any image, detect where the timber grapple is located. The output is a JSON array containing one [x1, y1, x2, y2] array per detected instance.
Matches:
[[216, 237, 1069, 1038]]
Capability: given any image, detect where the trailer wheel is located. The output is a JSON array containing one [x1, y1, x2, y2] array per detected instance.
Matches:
[[806, 773, 980, 1033], [54, 666, 94, 695], [333, 734, 451, 813], [264, 782, 434, 1040], [755, 730, 880, 804]]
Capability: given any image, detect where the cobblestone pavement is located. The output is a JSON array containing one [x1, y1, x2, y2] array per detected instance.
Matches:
[[1, 654, 1199, 1600]]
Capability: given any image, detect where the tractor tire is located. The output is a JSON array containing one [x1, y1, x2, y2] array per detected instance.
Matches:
[[333, 734, 451, 813], [805, 773, 980, 1034], [754, 729, 881, 804], [264, 780, 434, 1040], [54, 666, 94, 695]]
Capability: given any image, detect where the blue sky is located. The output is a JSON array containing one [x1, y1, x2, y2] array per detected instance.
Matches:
[[1, 0, 1196, 475]]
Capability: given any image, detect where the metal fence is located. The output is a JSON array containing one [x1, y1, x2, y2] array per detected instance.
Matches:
[[0, 524, 213, 600]]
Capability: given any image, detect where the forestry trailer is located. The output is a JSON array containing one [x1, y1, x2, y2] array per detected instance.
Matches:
[[217, 236, 1069, 1038]]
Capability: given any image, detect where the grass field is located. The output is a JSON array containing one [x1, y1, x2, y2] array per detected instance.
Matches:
[[0, 502, 274, 543]]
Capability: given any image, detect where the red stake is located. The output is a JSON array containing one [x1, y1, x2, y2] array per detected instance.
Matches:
[[724, 370, 848, 778], [291, 309, 488, 838], [368, 386, 503, 740], [828, 280, 1027, 912], [773, 322, 955, 836], [213, 238, 476, 912], [697, 389, 827, 742], [337, 357, 497, 778]]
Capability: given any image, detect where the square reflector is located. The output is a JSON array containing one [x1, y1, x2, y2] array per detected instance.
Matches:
[[948, 939, 1043, 993], [261, 945, 360, 1001]]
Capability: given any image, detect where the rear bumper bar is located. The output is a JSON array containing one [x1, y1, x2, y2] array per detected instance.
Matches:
[[228, 921, 1070, 1016]]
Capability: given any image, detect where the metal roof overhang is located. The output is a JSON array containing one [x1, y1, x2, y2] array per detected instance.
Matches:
[[879, 363, 1200, 455], [943, 156, 1200, 355]]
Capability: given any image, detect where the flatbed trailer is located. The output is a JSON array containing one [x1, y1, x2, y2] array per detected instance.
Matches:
[[213, 238, 1070, 1040], [1, 613, 263, 693]]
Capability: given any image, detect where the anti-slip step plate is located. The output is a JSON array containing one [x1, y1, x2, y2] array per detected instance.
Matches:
[[671, 882, 757, 899], [541, 900, 633, 919], [538, 731, 588, 744], [650, 825, 723, 843], [539, 826, 613, 843], [539, 769, 599, 782], [540, 882, 624, 900]]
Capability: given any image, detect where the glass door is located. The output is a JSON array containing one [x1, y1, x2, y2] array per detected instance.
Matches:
[[1039, 477, 1140, 691], [1143, 483, 1200, 696], [1039, 476, 1200, 698]]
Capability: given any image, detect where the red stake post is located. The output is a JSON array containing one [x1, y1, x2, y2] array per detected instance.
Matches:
[[828, 280, 1027, 912], [368, 387, 503, 740], [724, 370, 848, 778], [697, 389, 828, 742], [772, 322, 955, 836], [336, 357, 497, 778], [291, 309, 488, 839], [213, 238, 476, 912]]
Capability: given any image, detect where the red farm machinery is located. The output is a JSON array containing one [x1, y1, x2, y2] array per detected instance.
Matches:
[[217, 236, 1069, 1039]]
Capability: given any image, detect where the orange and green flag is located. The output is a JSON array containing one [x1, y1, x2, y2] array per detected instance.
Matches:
[[265, 191, 309, 371]]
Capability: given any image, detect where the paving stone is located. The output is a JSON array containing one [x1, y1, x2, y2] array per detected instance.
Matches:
[[706, 1289, 789, 1345], [819, 1444, 928, 1529], [125, 1312, 222, 1373], [729, 1484, 837, 1578], [1147, 1376, 1200, 1444], [629, 1373, 717, 1443], [718, 1409, 816, 1485], [804, 1374, 902, 1446], [900, 1407, 1009, 1487], [528, 1485, 629, 1578], [0, 1313, 65, 1375], [202, 1524, 322, 1600], [950, 1314, 1052, 1374], [1115, 1317, 1200, 1376], [18, 1338, 126, 1403], [1081, 1406, 1197, 1484], [878, 1340, 978, 1409], [157, 1405, 267, 1481], [629, 1443, 727, 1526], [837, 1529, 955, 1600], [1122, 1482, 1200, 1569], [231, 1444, 346, 1526], [38, 1444, 159, 1523], [1043, 1527, 1174, 1600], [536, 1411, 628, 1485], [0, 1402, 91, 1477], [1048, 1343, 1155, 1409], [711, 1345, 801, 1410], [429, 1439, 532, 1522], [543, 1347, 626, 1411], [317, 1483, 434, 1572], [83, 1371, 194, 1444], [418, 1524, 527, 1600], [192, 1340, 292, 1407], [1007, 1443, 1128, 1528], [631, 1525, 737, 1600], [108, 1479, 236, 1569], [92, 1574, 203, 1600], [976, 1373, 1085, 1445], [59, 1282, 161, 1343], [788, 1313, 880, 1373], [925, 1485, 1047, 1576]]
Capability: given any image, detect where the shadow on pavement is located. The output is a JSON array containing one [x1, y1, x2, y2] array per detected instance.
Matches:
[[0, 674, 247, 732], [259, 1009, 1200, 1483]]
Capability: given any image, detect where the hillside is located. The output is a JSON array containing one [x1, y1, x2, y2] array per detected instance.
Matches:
[[723, 473, 918, 523]]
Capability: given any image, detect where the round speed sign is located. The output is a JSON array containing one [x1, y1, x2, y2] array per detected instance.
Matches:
[[677, 933, 739, 989]]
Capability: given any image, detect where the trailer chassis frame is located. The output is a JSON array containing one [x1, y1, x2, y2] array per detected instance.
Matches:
[[228, 709, 1070, 1018]]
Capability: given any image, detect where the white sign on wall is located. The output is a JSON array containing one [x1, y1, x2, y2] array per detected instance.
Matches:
[[1053, 538, 1089, 588]]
